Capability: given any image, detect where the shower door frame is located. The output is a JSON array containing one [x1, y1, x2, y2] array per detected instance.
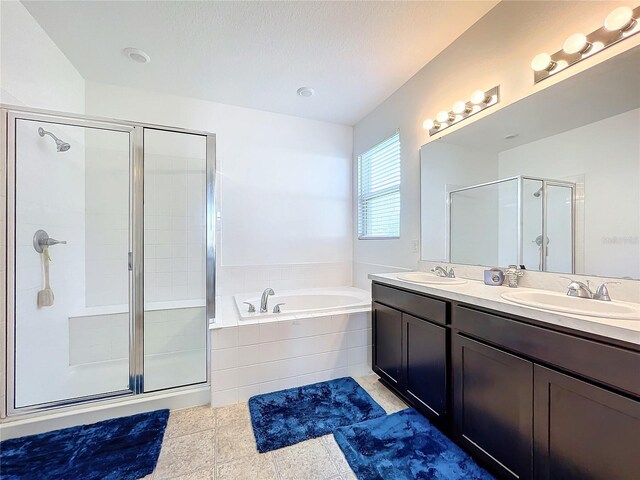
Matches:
[[1, 105, 215, 417]]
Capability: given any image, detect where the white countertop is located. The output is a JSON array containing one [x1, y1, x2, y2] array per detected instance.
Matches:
[[369, 272, 640, 346]]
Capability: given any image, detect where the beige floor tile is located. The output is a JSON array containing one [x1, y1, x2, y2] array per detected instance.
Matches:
[[215, 421, 259, 464], [354, 374, 379, 389], [154, 430, 215, 480], [165, 406, 216, 439], [164, 468, 215, 480], [323, 436, 355, 477], [216, 452, 279, 480], [274, 438, 339, 480], [214, 402, 252, 429], [361, 381, 408, 414]]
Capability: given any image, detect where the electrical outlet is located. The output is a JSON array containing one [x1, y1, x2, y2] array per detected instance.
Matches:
[[411, 239, 419, 253]]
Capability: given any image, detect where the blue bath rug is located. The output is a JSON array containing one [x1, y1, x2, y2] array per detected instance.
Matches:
[[0, 409, 169, 480], [334, 408, 494, 480], [248, 377, 386, 452]]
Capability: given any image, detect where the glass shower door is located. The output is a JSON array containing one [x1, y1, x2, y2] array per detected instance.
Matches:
[[11, 116, 134, 409], [142, 128, 209, 392]]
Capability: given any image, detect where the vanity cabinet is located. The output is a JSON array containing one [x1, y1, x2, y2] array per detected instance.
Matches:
[[453, 334, 533, 480], [404, 313, 447, 417], [452, 303, 640, 480], [372, 283, 448, 421], [371, 301, 403, 386], [371, 281, 640, 480], [533, 365, 640, 480]]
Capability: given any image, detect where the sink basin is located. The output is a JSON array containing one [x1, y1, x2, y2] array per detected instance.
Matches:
[[501, 290, 640, 320], [396, 272, 467, 285]]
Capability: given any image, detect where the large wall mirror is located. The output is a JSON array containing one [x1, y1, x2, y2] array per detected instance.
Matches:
[[420, 45, 640, 280]]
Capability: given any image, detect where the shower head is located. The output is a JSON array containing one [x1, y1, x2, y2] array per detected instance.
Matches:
[[533, 187, 543, 197], [38, 127, 71, 152]]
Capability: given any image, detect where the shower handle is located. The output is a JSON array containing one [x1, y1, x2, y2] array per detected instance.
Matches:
[[33, 229, 67, 253]]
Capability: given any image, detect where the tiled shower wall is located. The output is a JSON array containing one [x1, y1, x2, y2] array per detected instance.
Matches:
[[143, 148, 206, 304], [216, 261, 352, 296], [83, 147, 206, 306]]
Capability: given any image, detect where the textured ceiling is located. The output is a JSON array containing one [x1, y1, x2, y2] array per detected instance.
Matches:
[[23, 1, 498, 125]]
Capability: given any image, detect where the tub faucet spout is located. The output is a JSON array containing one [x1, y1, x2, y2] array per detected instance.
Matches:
[[260, 288, 275, 313]]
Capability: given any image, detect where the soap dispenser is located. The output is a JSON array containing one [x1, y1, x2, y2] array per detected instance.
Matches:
[[505, 265, 524, 288]]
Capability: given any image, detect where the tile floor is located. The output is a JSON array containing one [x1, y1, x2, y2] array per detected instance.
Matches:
[[143, 375, 408, 480]]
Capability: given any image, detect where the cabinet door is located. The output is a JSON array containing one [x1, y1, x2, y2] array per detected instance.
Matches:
[[453, 334, 533, 480], [404, 314, 447, 418], [534, 365, 640, 480], [372, 302, 402, 385]]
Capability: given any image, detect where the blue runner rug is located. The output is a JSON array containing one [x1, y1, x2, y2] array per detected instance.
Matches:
[[0, 409, 169, 480], [334, 408, 494, 480], [249, 377, 385, 452]]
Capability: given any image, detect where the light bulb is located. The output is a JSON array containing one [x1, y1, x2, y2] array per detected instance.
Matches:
[[452, 100, 469, 115], [436, 110, 451, 123], [604, 6, 635, 32], [423, 119, 435, 130], [531, 52, 556, 72], [563, 33, 591, 54], [470, 90, 488, 105]]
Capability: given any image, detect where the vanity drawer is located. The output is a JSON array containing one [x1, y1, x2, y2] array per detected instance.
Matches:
[[372, 283, 447, 325], [453, 305, 640, 397]]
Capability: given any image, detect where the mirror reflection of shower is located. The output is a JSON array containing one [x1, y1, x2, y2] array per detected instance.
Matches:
[[38, 126, 71, 152], [448, 175, 576, 273]]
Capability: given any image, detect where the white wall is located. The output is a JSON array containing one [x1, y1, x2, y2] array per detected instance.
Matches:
[[1, 0, 86, 410], [84, 82, 354, 298], [0, 0, 85, 113], [352, 0, 640, 288]]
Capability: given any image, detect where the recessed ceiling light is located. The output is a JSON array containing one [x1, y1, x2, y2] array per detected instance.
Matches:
[[297, 87, 315, 97], [123, 47, 151, 64]]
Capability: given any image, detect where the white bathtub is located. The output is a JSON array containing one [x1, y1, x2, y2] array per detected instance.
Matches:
[[234, 287, 370, 320]]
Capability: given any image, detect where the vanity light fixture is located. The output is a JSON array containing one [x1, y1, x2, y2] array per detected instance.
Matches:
[[531, 5, 640, 83], [422, 86, 500, 136]]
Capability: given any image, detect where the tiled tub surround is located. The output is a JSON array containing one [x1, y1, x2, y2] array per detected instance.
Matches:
[[216, 262, 352, 296], [234, 287, 370, 321], [372, 271, 640, 345], [210, 302, 372, 407]]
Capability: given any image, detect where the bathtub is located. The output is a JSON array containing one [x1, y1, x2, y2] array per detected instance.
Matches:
[[233, 287, 370, 320]]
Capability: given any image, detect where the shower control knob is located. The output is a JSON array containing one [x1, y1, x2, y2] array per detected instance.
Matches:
[[33, 229, 67, 253]]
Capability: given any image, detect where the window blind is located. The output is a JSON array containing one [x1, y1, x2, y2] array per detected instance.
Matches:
[[357, 131, 401, 239]]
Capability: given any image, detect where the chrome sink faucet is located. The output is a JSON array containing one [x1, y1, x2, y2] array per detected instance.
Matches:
[[562, 277, 620, 301], [431, 266, 456, 278], [260, 288, 275, 313]]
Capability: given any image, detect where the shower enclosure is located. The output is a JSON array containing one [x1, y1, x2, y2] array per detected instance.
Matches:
[[1, 106, 215, 416], [449, 175, 575, 273]]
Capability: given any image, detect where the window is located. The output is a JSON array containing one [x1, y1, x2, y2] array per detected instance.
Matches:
[[357, 131, 401, 239]]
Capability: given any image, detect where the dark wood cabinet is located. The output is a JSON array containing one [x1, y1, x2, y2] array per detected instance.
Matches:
[[404, 313, 447, 417], [371, 286, 448, 422], [372, 281, 640, 480], [533, 365, 640, 480], [453, 334, 533, 480], [372, 301, 403, 385]]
